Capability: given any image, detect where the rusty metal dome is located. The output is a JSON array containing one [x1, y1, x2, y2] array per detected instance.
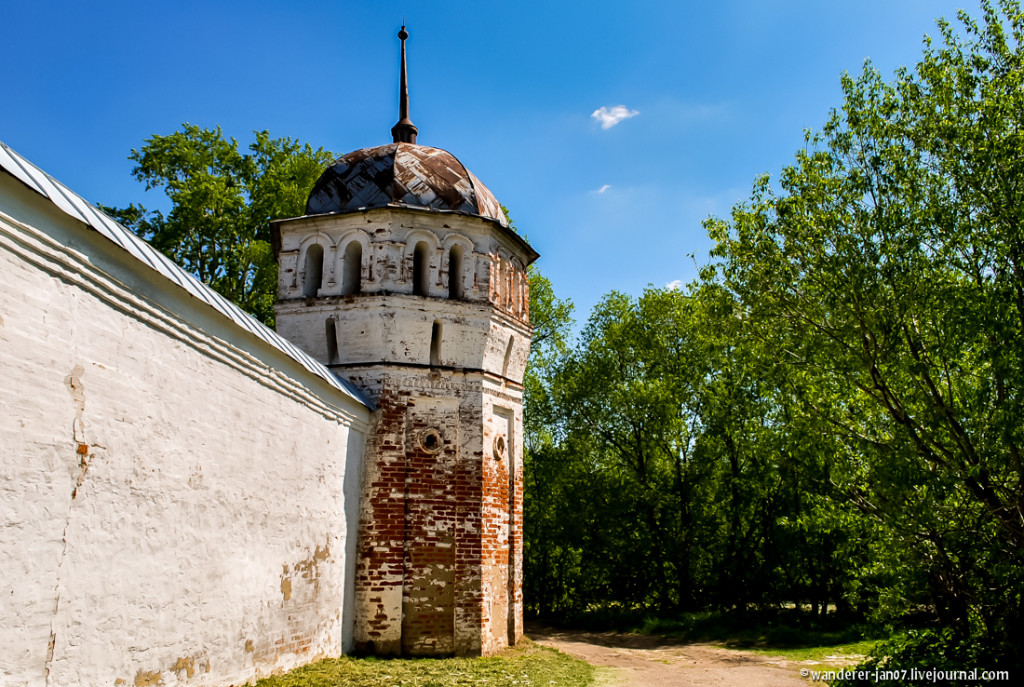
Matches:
[[305, 142, 508, 227]]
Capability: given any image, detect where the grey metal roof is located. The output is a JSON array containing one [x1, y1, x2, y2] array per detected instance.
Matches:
[[0, 140, 370, 410]]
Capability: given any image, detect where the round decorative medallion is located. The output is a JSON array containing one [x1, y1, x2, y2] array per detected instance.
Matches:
[[493, 435, 507, 460], [418, 428, 443, 454]]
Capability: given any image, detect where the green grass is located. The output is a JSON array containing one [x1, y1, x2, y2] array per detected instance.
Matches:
[[252, 640, 594, 687], [541, 607, 884, 666], [742, 639, 877, 663], [632, 610, 881, 665]]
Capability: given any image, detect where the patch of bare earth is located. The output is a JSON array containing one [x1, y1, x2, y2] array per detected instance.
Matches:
[[528, 623, 823, 687]]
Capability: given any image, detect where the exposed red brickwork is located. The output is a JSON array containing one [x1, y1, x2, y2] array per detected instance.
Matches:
[[400, 399, 458, 655], [479, 398, 524, 653], [350, 372, 521, 657], [352, 382, 409, 656]]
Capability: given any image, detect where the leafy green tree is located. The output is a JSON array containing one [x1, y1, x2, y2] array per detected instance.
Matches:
[[552, 288, 714, 611], [105, 124, 333, 325], [707, 0, 1024, 666], [523, 267, 575, 448], [562, 284, 862, 614], [522, 267, 578, 616]]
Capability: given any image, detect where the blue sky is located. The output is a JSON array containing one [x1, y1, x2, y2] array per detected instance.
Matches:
[[2, 0, 971, 322]]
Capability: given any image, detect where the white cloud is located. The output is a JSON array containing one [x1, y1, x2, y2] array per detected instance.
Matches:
[[665, 279, 683, 291], [591, 105, 639, 129], [593, 184, 612, 194]]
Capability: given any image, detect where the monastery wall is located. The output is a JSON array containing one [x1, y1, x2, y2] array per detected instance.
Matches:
[[0, 172, 370, 687]]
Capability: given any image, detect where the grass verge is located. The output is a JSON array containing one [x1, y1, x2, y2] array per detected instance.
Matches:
[[253, 639, 594, 687], [635, 610, 880, 665], [534, 607, 884, 666], [741, 639, 877, 663]]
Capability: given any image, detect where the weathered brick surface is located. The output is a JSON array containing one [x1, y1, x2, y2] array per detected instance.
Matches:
[[346, 372, 522, 657], [480, 388, 526, 653]]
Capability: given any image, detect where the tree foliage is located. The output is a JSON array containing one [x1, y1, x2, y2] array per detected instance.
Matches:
[[524, 284, 870, 619], [707, 0, 1024, 657], [524, 0, 1024, 671], [105, 124, 333, 324]]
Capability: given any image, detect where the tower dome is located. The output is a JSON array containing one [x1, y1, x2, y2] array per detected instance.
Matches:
[[305, 142, 508, 227]]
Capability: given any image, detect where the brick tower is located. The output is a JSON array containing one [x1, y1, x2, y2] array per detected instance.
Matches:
[[271, 26, 537, 657]]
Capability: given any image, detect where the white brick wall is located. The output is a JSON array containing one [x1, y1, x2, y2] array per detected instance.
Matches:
[[0, 175, 369, 687]]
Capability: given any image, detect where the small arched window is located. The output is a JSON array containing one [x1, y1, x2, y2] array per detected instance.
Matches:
[[325, 317, 339, 365], [413, 242, 430, 296], [430, 320, 443, 366], [303, 244, 325, 297], [342, 241, 362, 295], [448, 245, 464, 300], [522, 277, 530, 319]]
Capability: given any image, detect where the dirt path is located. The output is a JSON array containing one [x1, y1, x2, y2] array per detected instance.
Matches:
[[528, 624, 815, 687]]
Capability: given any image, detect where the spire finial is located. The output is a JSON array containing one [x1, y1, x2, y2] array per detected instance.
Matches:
[[391, 24, 418, 144]]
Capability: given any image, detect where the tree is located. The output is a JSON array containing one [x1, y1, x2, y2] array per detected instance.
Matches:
[[523, 279, 868, 618], [522, 266, 578, 616], [552, 287, 716, 612], [706, 0, 1024, 667], [105, 124, 333, 325]]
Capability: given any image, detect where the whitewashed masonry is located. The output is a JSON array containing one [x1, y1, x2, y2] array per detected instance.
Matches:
[[0, 144, 372, 687]]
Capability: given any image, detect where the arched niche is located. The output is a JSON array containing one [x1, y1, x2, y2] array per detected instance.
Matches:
[[337, 230, 370, 296], [442, 234, 473, 301], [403, 231, 440, 297], [303, 243, 325, 297]]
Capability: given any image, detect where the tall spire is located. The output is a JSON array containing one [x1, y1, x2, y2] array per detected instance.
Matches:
[[391, 25, 418, 144]]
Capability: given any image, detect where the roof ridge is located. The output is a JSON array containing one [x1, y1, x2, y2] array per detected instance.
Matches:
[[0, 140, 371, 410]]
